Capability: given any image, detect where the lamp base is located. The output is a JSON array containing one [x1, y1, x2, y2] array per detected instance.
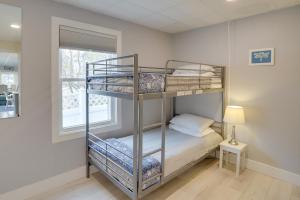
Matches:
[[229, 125, 239, 145], [228, 138, 239, 145]]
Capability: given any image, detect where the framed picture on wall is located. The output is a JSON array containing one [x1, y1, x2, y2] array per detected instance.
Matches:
[[249, 48, 275, 66]]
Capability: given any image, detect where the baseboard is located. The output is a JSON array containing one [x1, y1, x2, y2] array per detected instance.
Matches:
[[218, 152, 300, 186], [246, 159, 300, 187], [0, 166, 97, 200], [1, 159, 299, 200]]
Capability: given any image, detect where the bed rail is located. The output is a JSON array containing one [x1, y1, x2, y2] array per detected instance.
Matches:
[[86, 54, 225, 99], [89, 133, 133, 159]]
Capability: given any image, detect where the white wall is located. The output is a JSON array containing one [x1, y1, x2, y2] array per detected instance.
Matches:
[[173, 6, 300, 175], [0, 0, 172, 194], [1, 0, 300, 194]]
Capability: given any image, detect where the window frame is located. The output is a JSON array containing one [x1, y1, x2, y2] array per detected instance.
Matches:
[[51, 17, 122, 143]]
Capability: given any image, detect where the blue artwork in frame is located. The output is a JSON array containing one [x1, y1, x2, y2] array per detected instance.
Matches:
[[249, 48, 274, 66]]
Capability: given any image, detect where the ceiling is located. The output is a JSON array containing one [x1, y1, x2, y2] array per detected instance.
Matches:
[[54, 0, 300, 33], [0, 3, 21, 42]]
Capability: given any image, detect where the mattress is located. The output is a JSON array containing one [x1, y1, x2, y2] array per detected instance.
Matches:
[[119, 127, 223, 176], [89, 127, 222, 191], [88, 72, 222, 94]]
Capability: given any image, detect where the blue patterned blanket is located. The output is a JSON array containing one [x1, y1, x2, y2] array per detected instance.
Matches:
[[89, 72, 165, 93], [91, 138, 161, 180]]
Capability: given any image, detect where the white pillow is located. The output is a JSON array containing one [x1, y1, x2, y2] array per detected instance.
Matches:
[[200, 71, 216, 77], [172, 70, 199, 76], [172, 64, 201, 76], [172, 71, 216, 77], [169, 124, 215, 138], [173, 64, 215, 72], [172, 64, 215, 76], [177, 64, 201, 70], [201, 64, 215, 72], [170, 114, 214, 133]]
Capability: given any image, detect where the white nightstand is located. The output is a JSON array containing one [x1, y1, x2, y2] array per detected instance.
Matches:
[[219, 139, 247, 177]]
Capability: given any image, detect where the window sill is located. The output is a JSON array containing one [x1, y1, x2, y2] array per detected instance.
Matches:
[[52, 122, 121, 144]]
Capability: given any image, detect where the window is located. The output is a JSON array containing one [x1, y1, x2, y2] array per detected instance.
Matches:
[[52, 17, 122, 143], [1, 73, 15, 86], [60, 49, 115, 130]]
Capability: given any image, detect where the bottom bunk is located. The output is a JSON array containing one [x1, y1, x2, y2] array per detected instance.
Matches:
[[88, 126, 223, 192]]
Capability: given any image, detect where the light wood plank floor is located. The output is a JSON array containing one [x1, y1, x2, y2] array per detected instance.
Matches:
[[28, 159, 300, 200]]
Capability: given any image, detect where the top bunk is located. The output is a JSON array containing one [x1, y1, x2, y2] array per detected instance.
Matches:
[[86, 54, 225, 100]]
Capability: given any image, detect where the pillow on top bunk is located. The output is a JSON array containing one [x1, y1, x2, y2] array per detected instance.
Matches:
[[172, 64, 215, 76], [172, 64, 200, 76], [201, 65, 215, 72], [200, 71, 215, 77], [177, 64, 201, 70], [170, 114, 214, 133], [169, 123, 215, 138]]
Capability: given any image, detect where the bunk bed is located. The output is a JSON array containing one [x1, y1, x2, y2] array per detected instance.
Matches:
[[85, 54, 226, 200]]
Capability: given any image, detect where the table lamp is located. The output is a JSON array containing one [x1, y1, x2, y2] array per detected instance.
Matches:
[[223, 105, 245, 145]]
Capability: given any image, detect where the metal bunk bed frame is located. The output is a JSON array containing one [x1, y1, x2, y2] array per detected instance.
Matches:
[[85, 54, 226, 200]]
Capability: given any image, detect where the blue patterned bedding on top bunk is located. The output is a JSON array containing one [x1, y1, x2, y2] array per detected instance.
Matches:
[[89, 138, 161, 190], [89, 72, 165, 93], [89, 71, 222, 94]]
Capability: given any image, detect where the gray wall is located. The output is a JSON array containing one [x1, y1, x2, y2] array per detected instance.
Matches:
[[1, 0, 299, 194], [172, 23, 228, 124], [175, 93, 223, 123], [173, 6, 300, 175], [0, 0, 172, 193]]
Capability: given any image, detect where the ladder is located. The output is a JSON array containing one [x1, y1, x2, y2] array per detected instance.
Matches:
[[137, 92, 167, 194]]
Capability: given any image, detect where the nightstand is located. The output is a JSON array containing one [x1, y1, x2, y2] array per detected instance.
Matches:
[[219, 139, 247, 177]]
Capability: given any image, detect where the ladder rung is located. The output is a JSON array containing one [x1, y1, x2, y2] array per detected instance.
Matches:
[[143, 148, 162, 158], [142, 173, 162, 184], [142, 122, 163, 131]]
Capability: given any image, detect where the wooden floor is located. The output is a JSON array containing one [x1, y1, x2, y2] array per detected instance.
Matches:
[[28, 159, 300, 200]]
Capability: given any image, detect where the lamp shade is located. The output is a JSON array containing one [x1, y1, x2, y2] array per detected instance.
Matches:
[[224, 106, 245, 124]]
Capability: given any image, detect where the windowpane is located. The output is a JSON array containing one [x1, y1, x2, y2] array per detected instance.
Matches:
[[62, 81, 111, 129], [60, 49, 115, 79], [60, 48, 115, 130], [1, 73, 15, 86]]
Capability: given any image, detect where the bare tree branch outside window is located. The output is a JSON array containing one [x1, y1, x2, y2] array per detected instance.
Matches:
[[60, 48, 116, 129]]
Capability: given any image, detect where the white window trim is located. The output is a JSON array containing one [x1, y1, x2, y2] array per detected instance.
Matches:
[[51, 17, 122, 143]]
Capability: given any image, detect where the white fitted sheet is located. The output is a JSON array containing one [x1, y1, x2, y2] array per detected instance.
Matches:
[[118, 127, 223, 176]]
